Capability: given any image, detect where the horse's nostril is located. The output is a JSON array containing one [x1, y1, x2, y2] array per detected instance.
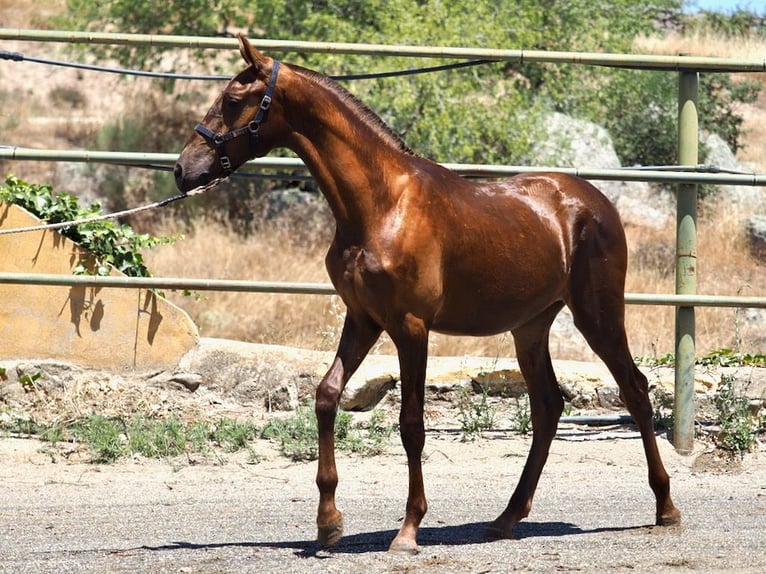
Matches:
[[173, 163, 183, 181]]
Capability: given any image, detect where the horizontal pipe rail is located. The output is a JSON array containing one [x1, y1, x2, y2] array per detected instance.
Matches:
[[0, 273, 765, 308], [2, 147, 765, 186], [0, 273, 335, 295], [2, 28, 766, 73]]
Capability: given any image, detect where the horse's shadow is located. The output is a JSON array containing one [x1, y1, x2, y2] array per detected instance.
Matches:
[[141, 521, 647, 557]]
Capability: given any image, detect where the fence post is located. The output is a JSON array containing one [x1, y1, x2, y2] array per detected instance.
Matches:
[[673, 70, 699, 454]]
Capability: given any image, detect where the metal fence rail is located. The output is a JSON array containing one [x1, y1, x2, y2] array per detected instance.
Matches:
[[2, 28, 766, 72], [2, 147, 765, 186], [1, 273, 766, 309]]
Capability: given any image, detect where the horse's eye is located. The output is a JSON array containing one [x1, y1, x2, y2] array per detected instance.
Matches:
[[223, 95, 241, 113]]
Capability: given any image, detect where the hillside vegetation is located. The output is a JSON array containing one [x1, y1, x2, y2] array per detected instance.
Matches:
[[1, 1, 765, 360]]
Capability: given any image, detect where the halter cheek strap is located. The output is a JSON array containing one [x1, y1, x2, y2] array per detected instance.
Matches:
[[194, 60, 281, 174]]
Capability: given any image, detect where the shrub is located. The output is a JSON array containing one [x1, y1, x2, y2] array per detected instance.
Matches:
[[714, 375, 760, 453]]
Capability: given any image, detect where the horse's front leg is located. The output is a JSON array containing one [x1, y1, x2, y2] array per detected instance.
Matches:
[[315, 313, 382, 547], [388, 315, 429, 555]]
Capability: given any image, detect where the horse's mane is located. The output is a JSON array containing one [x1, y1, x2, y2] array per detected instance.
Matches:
[[290, 65, 416, 157]]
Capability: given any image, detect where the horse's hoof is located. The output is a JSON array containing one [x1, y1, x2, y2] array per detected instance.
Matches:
[[388, 539, 420, 555], [317, 516, 344, 547], [657, 508, 682, 527], [485, 521, 514, 540]]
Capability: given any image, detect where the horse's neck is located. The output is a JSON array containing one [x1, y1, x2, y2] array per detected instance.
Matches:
[[284, 76, 414, 235]]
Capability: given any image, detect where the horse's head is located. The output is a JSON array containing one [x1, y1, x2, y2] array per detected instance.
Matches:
[[175, 34, 284, 193]]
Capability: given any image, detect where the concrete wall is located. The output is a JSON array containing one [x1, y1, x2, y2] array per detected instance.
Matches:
[[0, 203, 198, 372]]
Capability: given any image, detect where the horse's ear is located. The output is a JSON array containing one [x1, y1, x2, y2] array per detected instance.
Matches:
[[238, 33, 268, 71]]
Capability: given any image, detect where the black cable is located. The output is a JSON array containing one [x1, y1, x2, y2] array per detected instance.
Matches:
[[0, 49, 498, 82]]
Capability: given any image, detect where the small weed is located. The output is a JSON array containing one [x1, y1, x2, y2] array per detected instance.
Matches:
[[245, 447, 263, 464], [1, 415, 263, 463], [126, 416, 188, 459], [699, 348, 766, 368], [1, 416, 44, 437], [458, 384, 496, 440], [211, 418, 260, 452], [71, 415, 129, 464], [639, 349, 766, 369], [337, 409, 394, 456], [18, 371, 43, 390], [511, 394, 532, 435], [261, 404, 319, 461], [261, 403, 395, 461], [652, 389, 675, 431], [714, 375, 760, 453], [39, 424, 65, 444], [0, 408, 393, 464], [187, 421, 213, 454]]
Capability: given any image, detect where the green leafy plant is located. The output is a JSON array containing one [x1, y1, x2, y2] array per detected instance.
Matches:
[[714, 375, 760, 454], [698, 348, 766, 368], [9, 414, 263, 463], [335, 409, 394, 456], [639, 349, 766, 369], [652, 388, 675, 432], [511, 394, 532, 436], [261, 403, 320, 461], [458, 384, 496, 440], [0, 175, 175, 277], [18, 371, 43, 391], [125, 416, 188, 459]]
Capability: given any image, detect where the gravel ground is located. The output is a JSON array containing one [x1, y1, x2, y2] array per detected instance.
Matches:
[[1, 424, 765, 573]]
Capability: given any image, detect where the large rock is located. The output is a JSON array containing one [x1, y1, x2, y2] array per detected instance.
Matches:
[[745, 214, 766, 262], [0, 203, 198, 372], [703, 133, 764, 209]]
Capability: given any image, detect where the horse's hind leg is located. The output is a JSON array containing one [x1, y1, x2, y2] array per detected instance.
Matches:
[[487, 304, 565, 539], [568, 262, 681, 527]]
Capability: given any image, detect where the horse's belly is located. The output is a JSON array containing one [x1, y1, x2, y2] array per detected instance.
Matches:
[[431, 273, 567, 336]]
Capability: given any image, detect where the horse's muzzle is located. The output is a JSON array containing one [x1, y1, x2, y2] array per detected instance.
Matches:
[[174, 161, 211, 193]]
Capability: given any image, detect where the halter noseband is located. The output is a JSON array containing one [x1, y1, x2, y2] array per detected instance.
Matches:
[[194, 60, 281, 174]]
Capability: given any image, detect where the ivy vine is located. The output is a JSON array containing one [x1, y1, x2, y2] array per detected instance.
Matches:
[[0, 175, 175, 277]]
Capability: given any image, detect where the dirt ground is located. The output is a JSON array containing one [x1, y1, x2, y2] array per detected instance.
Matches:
[[1, 350, 766, 573], [1, 421, 766, 573]]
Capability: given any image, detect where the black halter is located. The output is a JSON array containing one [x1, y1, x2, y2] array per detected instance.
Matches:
[[194, 60, 281, 174]]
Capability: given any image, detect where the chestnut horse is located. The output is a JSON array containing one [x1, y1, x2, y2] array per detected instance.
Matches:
[[175, 35, 680, 554]]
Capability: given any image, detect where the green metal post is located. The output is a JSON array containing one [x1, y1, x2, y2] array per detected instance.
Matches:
[[673, 71, 699, 454]]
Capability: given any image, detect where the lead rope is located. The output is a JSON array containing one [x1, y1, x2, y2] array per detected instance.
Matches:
[[0, 177, 227, 235]]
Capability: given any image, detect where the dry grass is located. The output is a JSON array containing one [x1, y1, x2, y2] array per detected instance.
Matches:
[[0, 0, 65, 28], [624, 202, 766, 361], [634, 30, 766, 61], [145, 217, 343, 350]]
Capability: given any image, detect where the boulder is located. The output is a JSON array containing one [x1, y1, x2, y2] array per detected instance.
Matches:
[[703, 133, 764, 209], [0, 203, 199, 372], [745, 214, 766, 262]]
